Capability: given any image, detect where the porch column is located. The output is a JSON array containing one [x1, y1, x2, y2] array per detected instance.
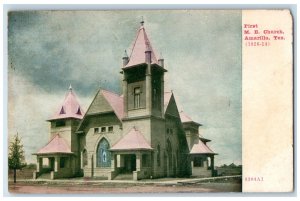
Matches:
[[136, 152, 141, 171], [54, 156, 60, 172], [191, 159, 194, 175], [210, 155, 215, 171], [111, 153, 116, 171], [117, 154, 125, 168], [36, 156, 43, 172]]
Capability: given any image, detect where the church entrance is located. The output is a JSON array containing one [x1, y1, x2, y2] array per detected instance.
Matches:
[[123, 154, 136, 173], [114, 154, 136, 180], [48, 157, 55, 171]]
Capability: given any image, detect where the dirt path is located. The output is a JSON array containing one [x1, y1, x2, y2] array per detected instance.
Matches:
[[8, 182, 241, 194]]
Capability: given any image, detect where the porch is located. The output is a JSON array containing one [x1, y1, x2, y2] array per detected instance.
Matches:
[[32, 133, 76, 179], [190, 154, 216, 177], [109, 151, 152, 180], [108, 127, 153, 180], [33, 154, 75, 179]]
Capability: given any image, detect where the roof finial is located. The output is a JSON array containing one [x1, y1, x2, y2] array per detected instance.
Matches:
[[69, 84, 72, 91], [140, 16, 144, 27], [123, 49, 128, 58]]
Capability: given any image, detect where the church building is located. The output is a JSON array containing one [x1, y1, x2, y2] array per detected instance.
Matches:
[[33, 21, 217, 180]]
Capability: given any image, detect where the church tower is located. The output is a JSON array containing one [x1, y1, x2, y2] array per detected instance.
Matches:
[[33, 85, 85, 179], [48, 85, 84, 146], [47, 85, 85, 174], [116, 21, 169, 179], [121, 20, 166, 119]]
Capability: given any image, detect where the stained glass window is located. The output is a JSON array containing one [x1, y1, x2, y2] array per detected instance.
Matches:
[[97, 138, 111, 167]]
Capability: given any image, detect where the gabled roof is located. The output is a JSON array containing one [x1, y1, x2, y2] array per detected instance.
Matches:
[[34, 134, 73, 155], [76, 89, 123, 133], [164, 91, 181, 118], [101, 90, 124, 120], [124, 24, 159, 68], [48, 86, 85, 121], [190, 140, 216, 155], [83, 89, 123, 119], [110, 127, 153, 151]]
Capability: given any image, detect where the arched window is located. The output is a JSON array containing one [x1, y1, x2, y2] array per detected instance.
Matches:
[[157, 144, 161, 167], [82, 149, 88, 167], [134, 87, 141, 109], [97, 138, 111, 167]]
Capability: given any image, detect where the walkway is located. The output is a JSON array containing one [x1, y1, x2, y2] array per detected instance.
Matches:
[[10, 175, 242, 186]]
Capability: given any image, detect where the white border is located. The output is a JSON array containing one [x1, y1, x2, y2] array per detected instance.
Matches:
[[1, 1, 298, 200]]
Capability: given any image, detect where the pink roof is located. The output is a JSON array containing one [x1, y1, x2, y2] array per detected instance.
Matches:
[[110, 127, 153, 151], [124, 25, 159, 68], [179, 111, 193, 123], [48, 86, 85, 121], [101, 89, 124, 120], [35, 134, 73, 155], [190, 140, 215, 155]]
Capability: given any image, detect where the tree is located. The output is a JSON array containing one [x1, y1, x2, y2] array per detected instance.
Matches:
[[8, 133, 26, 183]]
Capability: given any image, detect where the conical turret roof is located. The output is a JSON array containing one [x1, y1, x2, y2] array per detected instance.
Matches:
[[48, 85, 85, 121], [124, 23, 159, 68]]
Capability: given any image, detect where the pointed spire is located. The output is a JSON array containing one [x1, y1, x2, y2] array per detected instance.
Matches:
[[140, 16, 144, 27], [124, 21, 158, 68]]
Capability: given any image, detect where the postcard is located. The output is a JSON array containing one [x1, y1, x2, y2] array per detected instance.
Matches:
[[6, 9, 293, 194]]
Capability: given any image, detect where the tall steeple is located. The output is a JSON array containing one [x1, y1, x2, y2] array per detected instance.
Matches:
[[121, 20, 166, 119], [123, 21, 159, 68]]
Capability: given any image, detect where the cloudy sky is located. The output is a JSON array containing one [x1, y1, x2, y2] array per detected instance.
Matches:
[[8, 10, 241, 166]]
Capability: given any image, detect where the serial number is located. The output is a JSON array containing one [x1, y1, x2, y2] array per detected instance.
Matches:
[[245, 41, 271, 47], [244, 176, 264, 182]]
